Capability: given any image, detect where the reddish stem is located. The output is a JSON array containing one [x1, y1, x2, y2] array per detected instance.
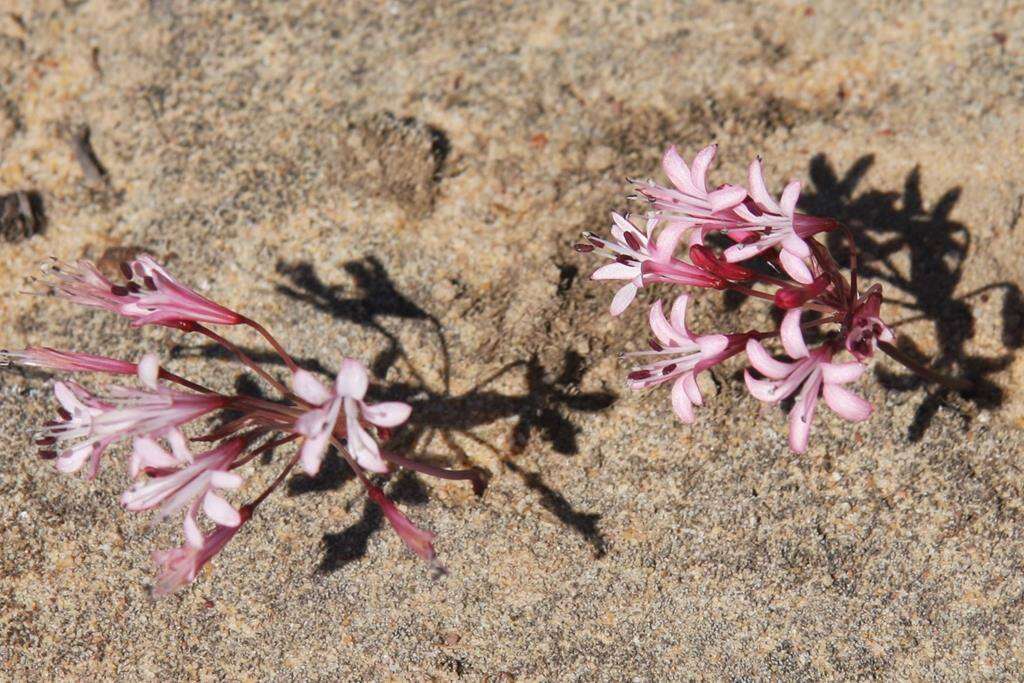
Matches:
[[878, 341, 973, 392], [242, 317, 299, 373]]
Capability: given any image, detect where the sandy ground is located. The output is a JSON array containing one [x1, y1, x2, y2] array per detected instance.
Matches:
[[1, 0, 1024, 679]]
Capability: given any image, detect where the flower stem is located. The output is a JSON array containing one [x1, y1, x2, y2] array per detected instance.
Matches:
[[878, 341, 974, 392], [378, 449, 489, 496], [192, 323, 295, 400], [242, 317, 299, 373]]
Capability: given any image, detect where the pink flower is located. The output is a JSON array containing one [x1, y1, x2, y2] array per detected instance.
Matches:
[[577, 212, 690, 315], [121, 437, 245, 528], [40, 255, 243, 328], [366, 483, 436, 561], [151, 506, 251, 597], [744, 310, 872, 453], [37, 353, 226, 475], [624, 295, 748, 422], [633, 144, 749, 237], [844, 285, 894, 361], [291, 359, 411, 475], [1, 347, 136, 375], [718, 158, 837, 283]]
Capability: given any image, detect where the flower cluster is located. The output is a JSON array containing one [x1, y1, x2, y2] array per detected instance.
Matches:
[[578, 143, 958, 452], [4, 255, 485, 596]]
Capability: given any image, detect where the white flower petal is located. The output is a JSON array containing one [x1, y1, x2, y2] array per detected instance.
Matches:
[[203, 491, 241, 527], [823, 384, 873, 422], [138, 353, 161, 390], [781, 309, 809, 359], [609, 282, 638, 316], [745, 339, 795, 380], [361, 401, 412, 428], [335, 358, 369, 399]]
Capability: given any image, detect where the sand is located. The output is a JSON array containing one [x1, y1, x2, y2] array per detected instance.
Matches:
[[2, 0, 1024, 679]]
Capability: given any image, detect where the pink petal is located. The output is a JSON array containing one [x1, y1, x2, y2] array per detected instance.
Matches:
[[651, 222, 688, 261], [780, 180, 801, 216], [697, 334, 729, 358], [779, 249, 813, 284], [723, 238, 773, 263], [781, 233, 811, 259], [670, 375, 695, 423], [708, 184, 747, 212], [690, 144, 717, 194], [745, 339, 794, 379], [823, 385, 872, 421], [335, 359, 369, 400], [649, 299, 682, 345], [291, 369, 332, 405], [138, 353, 161, 390], [591, 262, 637, 281], [609, 282, 638, 316], [166, 428, 192, 462], [669, 294, 693, 339], [821, 361, 865, 384], [788, 403, 812, 453], [747, 157, 781, 213], [662, 145, 697, 195], [744, 370, 780, 403], [56, 444, 92, 473], [54, 382, 85, 413], [781, 309, 809, 359], [183, 509, 204, 548], [823, 384, 873, 421], [203, 492, 241, 527], [682, 372, 703, 405], [361, 401, 412, 428], [299, 432, 329, 475], [210, 470, 243, 489]]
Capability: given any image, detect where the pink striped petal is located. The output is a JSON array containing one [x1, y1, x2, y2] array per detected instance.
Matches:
[[781, 309, 809, 359], [662, 146, 698, 195], [670, 376, 695, 423], [669, 295, 692, 339], [336, 359, 369, 399], [821, 361, 865, 384], [708, 184, 747, 212], [745, 339, 794, 379], [780, 180, 801, 216], [823, 384, 872, 421], [744, 370, 780, 402], [788, 403, 812, 453], [183, 509, 204, 548], [690, 144, 717, 194], [361, 401, 412, 428], [138, 353, 161, 390], [781, 233, 811, 259], [592, 262, 638, 281], [779, 249, 813, 284], [609, 282, 638, 316], [291, 369, 332, 405], [747, 158, 781, 213], [681, 372, 703, 405], [202, 492, 241, 527], [210, 470, 243, 489]]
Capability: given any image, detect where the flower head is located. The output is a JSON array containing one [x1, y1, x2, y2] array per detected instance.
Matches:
[[624, 295, 748, 422], [577, 212, 691, 315], [151, 505, 251, 597], [744, 311, 872, 453], [39, 255, 243, 328], [844, 285, 894, 361], [291, 359, 411, 475], [121, 436, 245, 528], [36, 353, 226, 476]]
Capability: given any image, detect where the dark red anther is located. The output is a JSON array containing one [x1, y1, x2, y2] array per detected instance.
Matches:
[[627, 370, 651, 380], [661, 363, 677, 374], [615, 254, 637, 265], [119, 262, 133, 279], [623, 231, 642, 251], [56, 407, 71, 421], [143, 276, 157, 291], [126, 281, 142, 293], [574, 243, 595, 253], [110, 285, 130, 296], [35, 436, 56, 446], [38, 450, 57, 460], [585, 234, 605, 248], [648, 338, 663, 351]]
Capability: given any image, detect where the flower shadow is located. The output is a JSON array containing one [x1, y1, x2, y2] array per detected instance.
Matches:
[[800, 155, 1022, 440], [226, 257, 616, 564]]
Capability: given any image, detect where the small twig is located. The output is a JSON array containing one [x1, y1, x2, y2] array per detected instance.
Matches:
[[878, 341, 973, 392], [67, 124, 109, 188]]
